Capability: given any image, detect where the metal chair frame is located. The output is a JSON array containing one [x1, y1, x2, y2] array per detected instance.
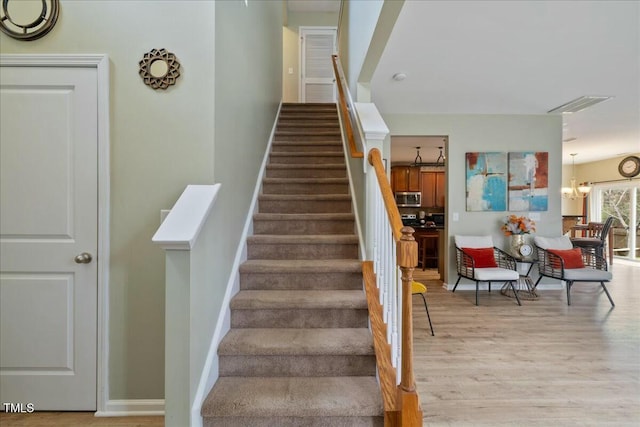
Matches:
[[453, 245, 522, 306], [534, 243, 614, 307]]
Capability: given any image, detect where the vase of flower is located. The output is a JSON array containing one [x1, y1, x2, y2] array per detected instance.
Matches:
[[510, 234, 526, 257], [501, 215, 536, 257]]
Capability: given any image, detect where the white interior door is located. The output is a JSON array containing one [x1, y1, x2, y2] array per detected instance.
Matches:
[[300, 27, 337, 103], [0, 65, 98, 410]]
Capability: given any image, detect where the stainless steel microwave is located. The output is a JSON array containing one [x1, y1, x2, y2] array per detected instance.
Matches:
[[395, 192, 421, 207]]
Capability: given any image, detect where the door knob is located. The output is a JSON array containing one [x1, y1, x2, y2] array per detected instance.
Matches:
[[74, 252, 93, 264]]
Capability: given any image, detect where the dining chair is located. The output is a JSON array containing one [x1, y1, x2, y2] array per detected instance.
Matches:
[[412, 281, 434, 336], [416, 234, 438, 271], [570, 216, 615, 264], [453, 235, 521, 306]]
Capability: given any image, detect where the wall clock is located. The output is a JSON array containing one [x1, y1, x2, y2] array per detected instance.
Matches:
[[618, 155, 640, 178], [0, 0, 60, 41]]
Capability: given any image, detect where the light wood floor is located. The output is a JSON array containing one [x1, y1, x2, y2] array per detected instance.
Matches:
[[0, 412, 164, 427], [2, 261, 638, 427], [412, 259, 640, 426]]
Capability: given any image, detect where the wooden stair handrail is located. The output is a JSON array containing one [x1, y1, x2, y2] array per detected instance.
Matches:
[[368, 147, 422, 425], [333, 51, 421, 425], [332, 54, 364, 159]]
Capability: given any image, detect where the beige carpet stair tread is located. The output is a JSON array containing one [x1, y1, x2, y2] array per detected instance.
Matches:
[[277, 114, 339, 121], [231, 290, 367, 309], [266, 163, 346, 169], [202, 377, 383, 418], [247, 234, 358, 244], [278, 109, 338, 113], [278, 112, 338, 115], [259, 193, 351, 201], [273, 137, 344, 142], [277, 122, 340, 128], [270, 151, 344, 157], [218, 328, 374, 355], [282, 102, 336, 106], [254, 213, 355, 221], [239, 259, 362, 273], [263, 177, 349, 184], [276, 129, 341, 135]]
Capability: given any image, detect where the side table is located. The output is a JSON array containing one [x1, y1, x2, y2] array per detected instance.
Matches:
[[501, 256, 538, 300]]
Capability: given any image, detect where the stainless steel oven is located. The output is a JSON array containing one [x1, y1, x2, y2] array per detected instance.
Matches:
[[395, 192, 421, 207]]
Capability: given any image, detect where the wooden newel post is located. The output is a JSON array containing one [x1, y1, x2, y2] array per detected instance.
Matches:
[[396, 227, 423, 426]]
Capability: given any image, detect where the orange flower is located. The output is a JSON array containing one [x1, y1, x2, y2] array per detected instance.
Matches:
[[502, 215, 536, 235]]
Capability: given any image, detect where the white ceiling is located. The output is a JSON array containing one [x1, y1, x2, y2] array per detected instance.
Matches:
[[390, 135, 448, 166], [286, 0, 639, 165], [371, 0, 640, 165]]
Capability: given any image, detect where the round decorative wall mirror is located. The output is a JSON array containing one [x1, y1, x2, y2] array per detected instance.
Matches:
[[139, 48, 181, 90], [0, 0, 60, 41], [149, 59, 169, 78]]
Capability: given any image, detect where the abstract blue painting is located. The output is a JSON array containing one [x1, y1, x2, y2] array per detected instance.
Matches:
[[508, 152, 549, 211], [466, 152, 507, 211]]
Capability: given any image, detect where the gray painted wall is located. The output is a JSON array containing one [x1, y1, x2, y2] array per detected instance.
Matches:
[[382, 113, 563, 284], [345, 0, 384, 98], [0, 0, 282, 401], [211, 0, 283, 345]]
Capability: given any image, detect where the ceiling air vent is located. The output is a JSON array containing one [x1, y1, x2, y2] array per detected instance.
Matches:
[[547, 96, 613, 114]]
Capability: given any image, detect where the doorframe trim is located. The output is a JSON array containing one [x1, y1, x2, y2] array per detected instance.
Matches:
[[0, 54, 111, 413]]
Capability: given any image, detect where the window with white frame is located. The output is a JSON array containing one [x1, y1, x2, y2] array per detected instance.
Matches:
[[590, 182, 639, 260]]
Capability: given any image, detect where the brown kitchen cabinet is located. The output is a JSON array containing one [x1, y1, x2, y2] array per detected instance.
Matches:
[[421, 171, 445, 208], [391, 166, 421, 192]]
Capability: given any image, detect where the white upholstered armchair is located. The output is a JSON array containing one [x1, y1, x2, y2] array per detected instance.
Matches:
[[453, 235, 521, 306], [533, 235, 614, 307]]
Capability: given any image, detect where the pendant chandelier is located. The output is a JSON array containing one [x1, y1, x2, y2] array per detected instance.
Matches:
[[562, 153, 591, 199], [435, 146, 445, 167], [411, 145, 446, 167], [413, 146, 422, 164]]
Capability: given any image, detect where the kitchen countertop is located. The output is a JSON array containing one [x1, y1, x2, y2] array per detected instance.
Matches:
[[404, 225, 445, 230]]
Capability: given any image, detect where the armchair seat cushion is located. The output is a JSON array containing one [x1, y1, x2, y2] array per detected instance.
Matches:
[[548, 248, 585, 269], [563, 268, 612, 282], [473, 267, 519, 281], [462, 247, 498, 268]]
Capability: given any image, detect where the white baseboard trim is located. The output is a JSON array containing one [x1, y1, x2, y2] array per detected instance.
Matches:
[[95, 399, 164, 417]]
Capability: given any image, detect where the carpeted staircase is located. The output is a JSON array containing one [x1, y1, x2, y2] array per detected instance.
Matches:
[[201, 103, 384, 426]]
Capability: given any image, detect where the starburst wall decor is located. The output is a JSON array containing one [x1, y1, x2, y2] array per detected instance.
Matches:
[[138, 48, 181, 90]]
